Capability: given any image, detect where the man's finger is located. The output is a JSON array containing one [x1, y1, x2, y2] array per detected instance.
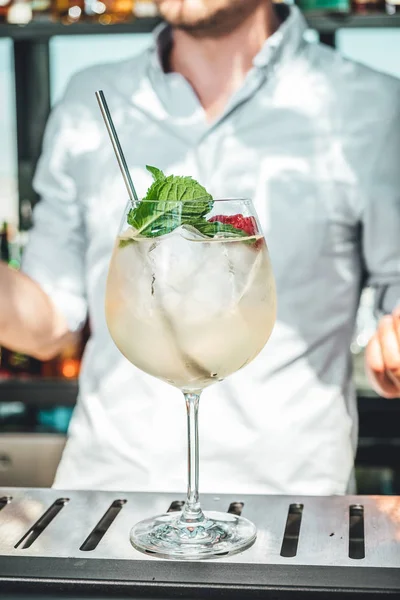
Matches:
[[393, 308, 400, 348], [366, 333, 400, 397], [366, 333, 385, 373], [377, 315, 400, 374]]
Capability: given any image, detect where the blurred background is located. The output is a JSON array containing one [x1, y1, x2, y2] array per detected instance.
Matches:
[[0, 0, 399, 493]]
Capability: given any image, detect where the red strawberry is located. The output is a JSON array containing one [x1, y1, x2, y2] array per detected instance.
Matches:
[[209, 214, 258, 236], [209, 213, 263, 249]]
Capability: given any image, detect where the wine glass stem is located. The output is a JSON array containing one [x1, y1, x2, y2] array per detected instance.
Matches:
[[182, 392, 204, 524]]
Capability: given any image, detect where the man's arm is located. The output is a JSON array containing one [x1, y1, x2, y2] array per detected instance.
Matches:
[[361, 95, 400, 398], [0, 262, 71, 360], [1, 73, 89, 358]]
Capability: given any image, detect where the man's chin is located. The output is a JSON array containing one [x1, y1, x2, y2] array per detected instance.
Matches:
[[157, 0, 208, 27], [173, 19, 240, 38], [157, 0, 258, 37]]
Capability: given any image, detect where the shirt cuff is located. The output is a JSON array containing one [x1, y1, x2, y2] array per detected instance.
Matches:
[[374, 283, 400, 316]]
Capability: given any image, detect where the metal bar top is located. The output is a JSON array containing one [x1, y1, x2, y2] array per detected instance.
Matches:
[[0, 488, 399, 597]]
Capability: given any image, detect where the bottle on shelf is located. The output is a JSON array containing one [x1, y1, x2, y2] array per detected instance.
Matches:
[[352, 0, 385, 13], [133, 0, 158, 17], [84, 0, 134, 24], [52, 0, 85, 23], [386, 0, 400, 13], [6, 0, 32, 23], [0, 223, 11, 378], [0, 0, 12, 24], [0, 222, 9, 264], [295, 0, 350, 13], [6, 350, 42, 377]]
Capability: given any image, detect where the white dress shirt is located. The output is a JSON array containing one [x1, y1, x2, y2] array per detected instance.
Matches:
[[22, 6, 400, 495]]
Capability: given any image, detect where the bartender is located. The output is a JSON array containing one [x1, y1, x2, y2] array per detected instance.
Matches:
[[0, 0, 400, 495]]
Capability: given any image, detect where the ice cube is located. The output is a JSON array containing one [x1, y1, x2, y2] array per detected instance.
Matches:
[[148, 228, 261, 324]]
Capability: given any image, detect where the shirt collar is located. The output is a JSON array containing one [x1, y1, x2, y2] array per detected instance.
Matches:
[[149, 4, 308, 74], [252, 4, 308, 69], [150, 21, 173, 72]]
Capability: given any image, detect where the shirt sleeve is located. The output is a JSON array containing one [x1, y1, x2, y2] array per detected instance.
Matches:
[[362, 100, 400, 315], [21, 83, 87, 332]]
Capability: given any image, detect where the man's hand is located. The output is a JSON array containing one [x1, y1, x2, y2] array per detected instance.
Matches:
[[365, 308, 400, 399]]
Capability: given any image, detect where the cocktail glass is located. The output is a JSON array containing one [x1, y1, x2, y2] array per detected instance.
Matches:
[[105, 198, 276, 559]]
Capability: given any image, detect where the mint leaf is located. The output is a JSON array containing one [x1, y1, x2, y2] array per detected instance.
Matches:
[[192, 220, 249, 238], [146, 165, 165, 181], [127, 170, 213, 237], [128, 201, 182, 237], [143, 174, 211, 203]]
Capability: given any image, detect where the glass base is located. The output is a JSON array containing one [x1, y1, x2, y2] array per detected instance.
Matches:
[[130, 510, 257, 560]]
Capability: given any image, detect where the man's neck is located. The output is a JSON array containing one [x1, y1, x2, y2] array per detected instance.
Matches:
[[168, 3, 280, 123]]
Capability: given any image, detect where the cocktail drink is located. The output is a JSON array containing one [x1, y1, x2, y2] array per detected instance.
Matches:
[[107, 224, 275, 390], [105, 167, 276, 559]]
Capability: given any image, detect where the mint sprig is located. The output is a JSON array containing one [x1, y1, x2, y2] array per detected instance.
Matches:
[[121, 166, 249, 245], [127, 166, 213, 237]]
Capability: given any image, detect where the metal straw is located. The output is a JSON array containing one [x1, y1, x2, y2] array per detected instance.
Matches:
[[95, 90, 139, 204]]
